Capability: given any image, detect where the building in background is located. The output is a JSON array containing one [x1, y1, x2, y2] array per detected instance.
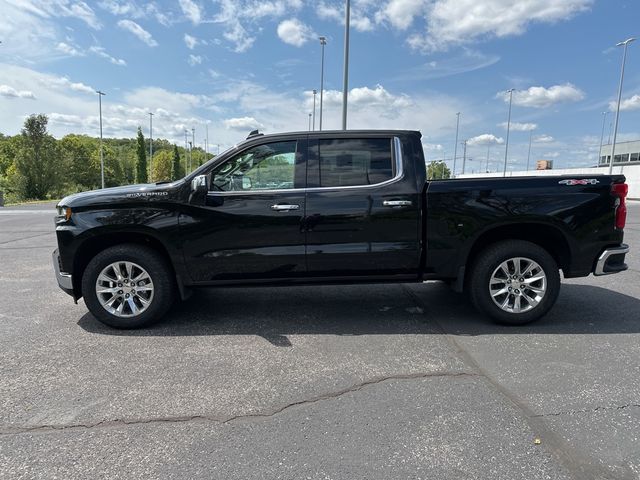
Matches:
[[536, 160, 554, 170], [599, 140, 640, 166]]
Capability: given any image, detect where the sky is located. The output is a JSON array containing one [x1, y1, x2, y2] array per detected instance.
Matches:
[[1, 0, 639, 173]]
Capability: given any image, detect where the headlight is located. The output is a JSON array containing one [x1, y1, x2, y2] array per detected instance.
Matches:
[[56, 206, 72, 222]]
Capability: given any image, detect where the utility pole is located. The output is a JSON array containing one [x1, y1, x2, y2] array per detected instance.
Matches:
[[341, 0, 351, 130], [308, 113, 312, 131], [96, 90, 106, 189], [452, 112, 460, 178], [206, 123, 210, 159], [609, 38, 635, 174], [486, 144, 491, 173], [503, 88, 515, 177], [319, 36, 327, 130], [312, 89, 317, 131]]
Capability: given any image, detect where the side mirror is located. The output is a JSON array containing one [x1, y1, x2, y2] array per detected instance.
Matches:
[[242, 176, 252, 190], [191, 174, 208, 193]]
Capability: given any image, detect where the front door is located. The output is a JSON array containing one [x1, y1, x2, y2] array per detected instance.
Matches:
[[181, 137, 307, 283]]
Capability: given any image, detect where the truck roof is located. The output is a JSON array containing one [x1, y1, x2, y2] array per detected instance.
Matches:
[[244, 129, 422, 140]]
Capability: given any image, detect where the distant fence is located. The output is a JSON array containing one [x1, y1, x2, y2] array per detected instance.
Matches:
[[456, 164, 640, 199]]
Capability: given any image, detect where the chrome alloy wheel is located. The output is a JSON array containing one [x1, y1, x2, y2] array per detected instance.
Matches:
[[95, 261, 154, 317], [489, 257, 547, 314]]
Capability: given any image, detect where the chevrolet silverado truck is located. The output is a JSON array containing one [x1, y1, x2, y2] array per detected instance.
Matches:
[[53, 130, 630, 329]]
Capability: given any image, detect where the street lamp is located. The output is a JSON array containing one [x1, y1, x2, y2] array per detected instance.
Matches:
[[96, 90, 106, 189], [184, 130, 189, 173], [191, 128, 195, 171], [452, 112, 460, 178], [319, 36, 327, 130], [341, 0, 351, 130], [609, 37, 635, 174], [598, 111, 608, 166], [312, 89, 317, 131], [308, 113, 312, 131], [503, 88, 515, 177]]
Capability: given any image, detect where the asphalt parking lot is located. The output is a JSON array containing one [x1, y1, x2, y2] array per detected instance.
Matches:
[[0, 201, 638, 480]]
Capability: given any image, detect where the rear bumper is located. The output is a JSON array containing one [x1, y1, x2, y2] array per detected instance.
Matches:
[[593, 244, 629, 276], [52, 249, 74, 295]]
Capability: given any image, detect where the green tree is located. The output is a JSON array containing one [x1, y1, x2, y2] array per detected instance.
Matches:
[[172, 144, 183, 180], [60, 134, 100, 190], [135, 127, 147, 184], [13, 114, 62, 199], [427, 161, 451, 180], [150, 150, 173, 182]]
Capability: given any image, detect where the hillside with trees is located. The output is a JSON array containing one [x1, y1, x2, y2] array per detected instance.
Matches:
[[0, 114, 213, 204]]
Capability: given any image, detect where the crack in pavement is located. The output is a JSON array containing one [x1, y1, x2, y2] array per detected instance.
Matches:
[[400, 284, 625, 480], [0, 371, 477, 436], [533, 403, 640, 418]]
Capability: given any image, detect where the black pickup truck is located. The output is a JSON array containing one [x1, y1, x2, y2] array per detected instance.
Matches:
[[53, 130, 630, 328]]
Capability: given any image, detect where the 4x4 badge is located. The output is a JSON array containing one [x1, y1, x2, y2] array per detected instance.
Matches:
[[559, 179, 600, 186]]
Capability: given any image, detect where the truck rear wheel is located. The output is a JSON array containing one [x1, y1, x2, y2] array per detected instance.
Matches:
[[469, 240, 560, 325], [81, 244, 174, 329]]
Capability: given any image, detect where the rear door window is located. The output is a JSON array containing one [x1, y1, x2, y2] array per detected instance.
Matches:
[[316, 138, 393, 188]]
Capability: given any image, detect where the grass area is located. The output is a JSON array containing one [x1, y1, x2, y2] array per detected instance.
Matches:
[[3, 199, 60, 207]]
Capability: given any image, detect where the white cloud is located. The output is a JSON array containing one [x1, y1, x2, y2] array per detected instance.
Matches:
[[56, 42, 84, 57], [498, 121, 537, 131], [188, 54, 202, 66], [611, 94, 640, 112], [316, 2, 374, 32], [409, 0, 591, 52], [89, 46, 127, 66], [534, 134, 554, 143], [0, 85, 36, 99], [179, 0, 202, 24], [375, 0, 425, 30], [422, 142, 443, 151], [277, 19, 315, 47], [497, 84, 585, 108], [224, 117, 264, 130], [319, 85, 412, 110], [184, 33, 198, 49], [467, 134, 504, 146], [98, 1, 172, 26], [117, 19, 158, 47]]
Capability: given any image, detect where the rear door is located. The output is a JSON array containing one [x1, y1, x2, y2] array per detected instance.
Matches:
[[304, 134, 421, 278], [180, 136, 308, 282]]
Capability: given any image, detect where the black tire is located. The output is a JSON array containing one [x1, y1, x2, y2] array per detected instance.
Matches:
[[468, 240, 560, 326], [82, 244, 175, 329]]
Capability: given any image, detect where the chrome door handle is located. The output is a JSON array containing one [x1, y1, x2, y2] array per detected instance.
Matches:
[[271, 204, 300, 211], [383, 200, 412, 207]]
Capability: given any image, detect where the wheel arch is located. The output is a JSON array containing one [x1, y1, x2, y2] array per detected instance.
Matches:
[[71, 229, 185, 300], [460, 222, 572, 290]]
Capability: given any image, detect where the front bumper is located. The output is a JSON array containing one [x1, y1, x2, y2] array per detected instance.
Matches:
[[593, 244, 629, 276], [52, 249, 74, 295]]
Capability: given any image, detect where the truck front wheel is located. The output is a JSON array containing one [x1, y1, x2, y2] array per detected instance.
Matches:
[[81, 244, 175, 329], [469, 240, 560, 325]]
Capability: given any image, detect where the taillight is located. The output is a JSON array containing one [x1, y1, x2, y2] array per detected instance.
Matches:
[[612, 183, 628, 230]]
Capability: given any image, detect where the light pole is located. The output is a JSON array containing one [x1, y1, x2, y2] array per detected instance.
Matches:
[[461, 140, 468, 174], [308, 113, 312, 131], [526, 131, 533, 171], [452, 112, 460, 178], [503, 88, 515, 177], [188, 141, 192, 171], [96, 90, 106, 189], [319, 36, 327, 130], [341, 0, 351, 130], [598, 111, 608, 166], [609, 37, 635, 174], [148, 112, 153, 179], [312, 89, 317, 130]]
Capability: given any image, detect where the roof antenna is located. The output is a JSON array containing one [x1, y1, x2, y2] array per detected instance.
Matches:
[[247, 129, 263, 139]]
